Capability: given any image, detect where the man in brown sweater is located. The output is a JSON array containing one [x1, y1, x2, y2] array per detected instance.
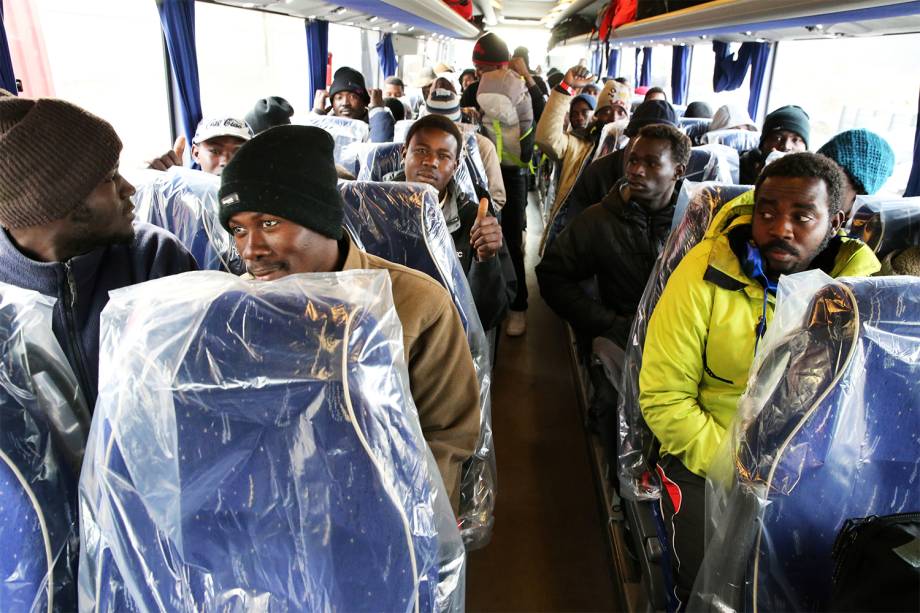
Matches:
[[217, 125, 480, 509]]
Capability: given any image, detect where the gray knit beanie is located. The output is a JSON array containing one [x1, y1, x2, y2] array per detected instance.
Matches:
[[0, 96, 122, 228]]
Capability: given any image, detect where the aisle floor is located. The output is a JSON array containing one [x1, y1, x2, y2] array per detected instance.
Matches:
[[466, 196, 622, 612]]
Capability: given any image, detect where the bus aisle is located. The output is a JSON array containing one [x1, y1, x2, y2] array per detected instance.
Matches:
[[466, 194, 622, 612]]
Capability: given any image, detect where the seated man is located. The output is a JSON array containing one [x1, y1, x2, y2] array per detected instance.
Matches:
[[218, 125, 481, 509], [245, 96, 294, 135], [644, 86, 667, 102], [388, 114, 516, 331], [739, 105, 809, 184], [312, 66, 395, 142], [639, 152, 881, 606], [563, 100, 678, 227], [537, 124, 690, 349], [0, 93, 198, 406], [817, 128, 896, 217], [148, 115, 253, 175]]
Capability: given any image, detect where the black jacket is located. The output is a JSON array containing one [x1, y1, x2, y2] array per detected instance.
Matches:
[[389, 171, 517, 330], [739, 148, 763, 185], [536, 179, 677, 345], [562, 148, 626, 229]]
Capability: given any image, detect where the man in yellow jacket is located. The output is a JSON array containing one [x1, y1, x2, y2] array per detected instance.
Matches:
[[218, 125, 481, 512], [639, 152, 880, 605]]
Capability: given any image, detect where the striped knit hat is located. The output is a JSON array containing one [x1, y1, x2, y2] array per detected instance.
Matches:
[[425, 88, 462, 121], [0, 95, 121, 228]]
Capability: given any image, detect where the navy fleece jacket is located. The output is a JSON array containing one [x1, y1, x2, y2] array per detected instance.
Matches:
[[0, 222, 197, 407]]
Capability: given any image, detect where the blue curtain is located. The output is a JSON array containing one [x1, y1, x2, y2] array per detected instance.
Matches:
[[671, 45, 691, 105], [590, 45, 602, 77], [607, 48, 621, 79], [906, 89, 920, 197], [306, 19, 329, 108], [156, 0, 202, 148], [376, 33, 397, 79], [640, 47, 652, 87], [746, 42, 771, 119], [0, 0, 17, 94], [634, 48, 641, 87]]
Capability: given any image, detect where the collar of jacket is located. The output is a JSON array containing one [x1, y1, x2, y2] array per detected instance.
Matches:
[[0, 228, 106, 297], [600, 178, 680, 225]]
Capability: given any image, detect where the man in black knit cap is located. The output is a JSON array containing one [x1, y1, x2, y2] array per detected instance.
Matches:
[[218, 125, 480, 510], [559, 99, 679, 234], [312, 66, 395, 142], [739, 104, 810, 184]]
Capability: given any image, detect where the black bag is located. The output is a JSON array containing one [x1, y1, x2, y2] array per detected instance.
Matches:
[[635, 0, 709, 20], [831, 512, 920, 612]]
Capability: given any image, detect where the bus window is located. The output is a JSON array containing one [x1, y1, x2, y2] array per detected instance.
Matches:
[[196, 3, 309, 121], [686, 43, 753, 113], [327, 23, 367, 84], [23, 0, 169, 170], [767, 34, 920, 195]]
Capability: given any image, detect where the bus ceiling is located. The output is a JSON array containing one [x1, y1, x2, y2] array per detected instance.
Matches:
[[208, 0, 480, 38]]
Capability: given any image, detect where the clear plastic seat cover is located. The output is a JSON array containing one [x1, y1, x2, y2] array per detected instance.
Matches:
[[703, 129, 761, 153], [848, 195, 920, 260], [339, 181, 496, 550], [693, 273, 920, 612], [0, 282, 87, 612], [78, 271, 464, 613], [131, 167, 244, 273], [300, 113, 370, 174]]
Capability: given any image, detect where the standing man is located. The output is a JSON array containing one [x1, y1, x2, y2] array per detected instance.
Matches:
[[0, 93, 198, 406], [461, 32, 545, 337]]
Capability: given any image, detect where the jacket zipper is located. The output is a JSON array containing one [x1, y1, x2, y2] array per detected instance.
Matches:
[[63, 262, 93, 404]]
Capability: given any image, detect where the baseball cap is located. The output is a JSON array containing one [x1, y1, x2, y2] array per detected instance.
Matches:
[[193, 116, 253, 145]]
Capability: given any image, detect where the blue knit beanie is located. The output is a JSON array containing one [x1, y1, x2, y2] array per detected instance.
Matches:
[[817, 129, 895, 195]]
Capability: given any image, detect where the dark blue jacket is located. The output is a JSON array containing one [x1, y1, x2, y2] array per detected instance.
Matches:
[[0, 222, 198, 407]]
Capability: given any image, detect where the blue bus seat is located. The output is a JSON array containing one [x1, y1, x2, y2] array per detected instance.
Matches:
[[132, 167, 244, 274], [693, 275, 920, 611], [79, 272, 460, 612], [393, 119, 416, 143], [357, 142, 404, 181], [681, 118, 711, 146], [0, 283, 84, 613], [338, 181, 496, 550], [702, 129, 760, 153], [685, 145, 739, 185], [300, 113, 370, 174], [848, 195, 920, 260]]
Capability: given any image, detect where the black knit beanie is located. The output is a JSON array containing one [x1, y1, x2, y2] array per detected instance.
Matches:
[[218, 125, 344, 240], [329, 67, 370, 105], [624, 100, 678, 137], [473, 32, 510, 67], [762, 105, 810, 148], [245, 96, 294, 135]]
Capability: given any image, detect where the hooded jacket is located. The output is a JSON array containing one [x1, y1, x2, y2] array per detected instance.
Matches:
[[536, 179, 678, 346], [0, 222, 198, 406], [639, 191, 881, 478]]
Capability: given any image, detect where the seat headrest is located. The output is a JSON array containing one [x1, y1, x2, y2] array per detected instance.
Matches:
[[849, 196, 920, 260]]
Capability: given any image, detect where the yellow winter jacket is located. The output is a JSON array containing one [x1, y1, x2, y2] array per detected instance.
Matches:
[[639, 191, 881, 477]]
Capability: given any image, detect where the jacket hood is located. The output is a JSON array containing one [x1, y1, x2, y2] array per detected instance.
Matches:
[[704, 189, 880, 288]]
